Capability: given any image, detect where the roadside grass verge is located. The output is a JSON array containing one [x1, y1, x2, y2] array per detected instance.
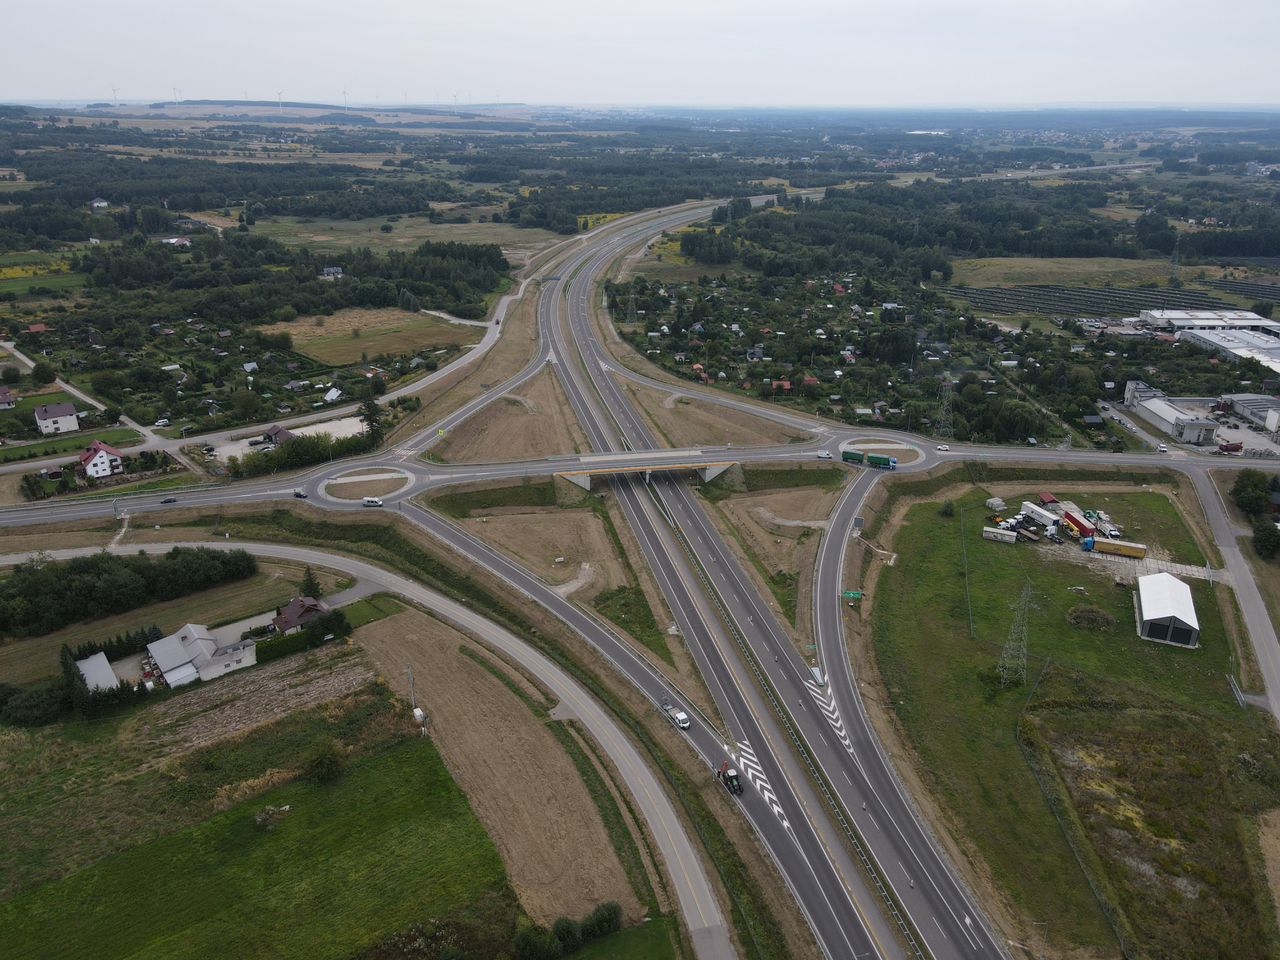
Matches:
[[872, 488, 1280, 956], [0, 427, 142, 465], [593, 585, 673, 665], [0, 737, 517, 960], [431, 479, 558, 517]]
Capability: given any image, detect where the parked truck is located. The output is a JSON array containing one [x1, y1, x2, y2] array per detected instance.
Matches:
[[661, 697, 690, 730], [842, 450, 866, 464], [1083, 537, 1148, 559], [717, 760, 744, 796], [982, 526, 1018, 544], [1021, 501, 1059, 528], [866, 453, 898, 470], [1060, 511, 1096, 538]]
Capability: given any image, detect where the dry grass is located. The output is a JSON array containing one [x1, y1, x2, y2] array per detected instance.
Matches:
[[612, 376, 802, 448], [252, 216, 563, 264], [325, 477, 407, 500], [355, 607, 642, 924], [951, 256, 1226, 287], [258, 307, 482, 365], [0, 561, 341, 683], [434, 367, 589, 462], [459, 510, 628, 597]]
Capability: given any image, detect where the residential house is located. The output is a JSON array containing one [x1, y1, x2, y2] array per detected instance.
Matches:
[[34, 402, 79, 435], [147, 623, 257, 688], [323, 387, 342, 403], [243, 361, 259, 374], [271, 596, 330, 635], [0, 386, 16, 410], [25, 323, 51, 335], [283, 379, 310, 392], [263, 424, 295, 445], [90, 197, 109, 209], [320, 266, 344, 280], [79, 439, 125, 479], [75, 652, 121, 692]]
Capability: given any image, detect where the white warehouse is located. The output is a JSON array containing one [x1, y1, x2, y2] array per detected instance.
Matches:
[[1135, 573, 1200, 648]]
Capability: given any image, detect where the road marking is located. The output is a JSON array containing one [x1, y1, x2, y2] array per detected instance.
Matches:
[[732, 741, 790, 828], [804, 678, 856, 755]]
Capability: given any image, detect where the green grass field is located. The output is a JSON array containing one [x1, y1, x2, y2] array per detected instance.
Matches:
[[249, 214, 562, 255], [0, 426, 142, 465], [592, 585, 672, 664], [12, 389, 75, 415], [340, 593, 404, 628], [951, 256, 1212, 288], [0, 737, 516, 960], [873, 489, 1280, 956], [0, 272, 85, 295], [566, 916, 678, 959]]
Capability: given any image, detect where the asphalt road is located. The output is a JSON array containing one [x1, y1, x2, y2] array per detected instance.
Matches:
[[0, 540, 735, 959]]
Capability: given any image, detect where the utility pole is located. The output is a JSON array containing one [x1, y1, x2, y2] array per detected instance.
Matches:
[[998, 580, 1032, 688]]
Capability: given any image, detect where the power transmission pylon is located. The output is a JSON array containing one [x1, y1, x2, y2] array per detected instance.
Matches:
[[626, 290, 637, 325], [998, 581, 1032, 688], [935, 380, 954, 440]]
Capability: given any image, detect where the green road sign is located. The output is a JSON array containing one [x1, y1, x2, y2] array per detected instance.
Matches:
[[842, 591, 863, 599]]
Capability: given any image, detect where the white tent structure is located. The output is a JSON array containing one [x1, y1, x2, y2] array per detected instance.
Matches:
[[1136, 573, 1200, 648]]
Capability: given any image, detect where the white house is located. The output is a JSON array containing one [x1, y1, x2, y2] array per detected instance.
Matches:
[[323, 387, 342, 403], [78, 439, 126, 479], [147, 623, 257, 688], [34, 402, 79, 435]]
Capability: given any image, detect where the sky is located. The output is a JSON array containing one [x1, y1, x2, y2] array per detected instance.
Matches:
[[5, 0, 1278, 109]]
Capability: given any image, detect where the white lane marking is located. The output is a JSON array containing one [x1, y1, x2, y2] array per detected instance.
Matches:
[[732, 741, 790, 828], [804, 677, 856, 755]]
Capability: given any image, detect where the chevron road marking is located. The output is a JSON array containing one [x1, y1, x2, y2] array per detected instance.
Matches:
[[731, 741, 790, 829], [805, 678, 856, 755]]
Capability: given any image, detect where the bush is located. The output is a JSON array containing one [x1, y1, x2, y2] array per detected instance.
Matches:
[[939, 500, 956, 518], [550, 917, 581, 953], [1067, 604, 1117, 631], [1253, 517, 1280, 560], [0, 679, 68, 726], [256, 610, 351, 664], [513, 926, 562, 960], [301, 738, 345, 783], [580, 901, 622, 939]]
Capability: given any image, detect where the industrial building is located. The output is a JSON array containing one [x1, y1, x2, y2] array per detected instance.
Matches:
[[1141, 309, 1280, 336], [1123, 381, 1218, 445], [1222, 393, 1280, 431], [1135, 573, 1200, 648], [1178, 329, 1280, 376]]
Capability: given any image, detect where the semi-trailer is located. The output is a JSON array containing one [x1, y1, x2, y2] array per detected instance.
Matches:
[[1060, 511, 1096, 538], [1083, 537, 1148, 559], [866, 453, 898, 470], [1021, 501, 1059, 528], [982, 526, 1018, 544], [842, 450, 866, 464]]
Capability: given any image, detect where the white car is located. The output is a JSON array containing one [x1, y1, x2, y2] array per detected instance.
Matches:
[[816, 450, 833, 460], [154, 418, 170, 428], [936, 444, 950, 452]]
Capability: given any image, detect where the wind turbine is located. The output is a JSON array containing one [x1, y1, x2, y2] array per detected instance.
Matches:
[[276, 90, 284, 115], [343, 88, 348, 113], [111, 87, 118, 106]]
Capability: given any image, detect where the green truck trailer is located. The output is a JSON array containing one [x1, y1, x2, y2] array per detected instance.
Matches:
[[841, 449, 897, 469]]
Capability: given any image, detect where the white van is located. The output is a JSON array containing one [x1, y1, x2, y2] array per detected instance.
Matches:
[[1157, 443, 1168, 453], [362, 497, 383, 507]]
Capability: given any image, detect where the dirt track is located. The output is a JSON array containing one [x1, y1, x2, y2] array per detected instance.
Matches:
[[355, 607, 642, 924]]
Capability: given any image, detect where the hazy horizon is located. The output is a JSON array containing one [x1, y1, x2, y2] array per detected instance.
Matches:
[[5, 0, 1278, 110]]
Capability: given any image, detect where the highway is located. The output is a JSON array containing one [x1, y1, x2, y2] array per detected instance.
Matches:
[[3, 197, 1280, 960]]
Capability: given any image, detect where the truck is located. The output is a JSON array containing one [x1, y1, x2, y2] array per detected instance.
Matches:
[[842, 449, 866, 464], [1020, 501, 1059, 528], [717, 760, 744, 796], [982, 526, 1018, 544], [1084, 537, 1148, 559], [866, 453, 898, 471], [661, 697, 690, 730], [1060, 511, 1095, 538]]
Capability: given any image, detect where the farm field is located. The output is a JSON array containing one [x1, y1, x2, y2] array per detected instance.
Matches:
[[257, 307, 483, 365], [950, 256, 1217, 288], [946, 283, 1235, 316], [0, 561, 343, 683], [870, 487, 1279, 959], [249, 214, 563, 263]]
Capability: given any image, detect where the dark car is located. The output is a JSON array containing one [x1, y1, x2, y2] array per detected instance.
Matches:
[[293, 491, 308, 499], [161, 497, 177, 504]]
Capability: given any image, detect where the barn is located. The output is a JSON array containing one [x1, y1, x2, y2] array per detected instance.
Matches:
[[1135, 573, 1200, 648]]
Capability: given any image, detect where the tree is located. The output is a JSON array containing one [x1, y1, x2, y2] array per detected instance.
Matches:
[[1251, 300, 1274, 319], [300, 565, 322, 599], [31, 361, 56, 385], [1231, 468, 1272, 517], [360, 395, 385, 445], [0, 366, 18, 385], [1254, 517, 1280, 560]]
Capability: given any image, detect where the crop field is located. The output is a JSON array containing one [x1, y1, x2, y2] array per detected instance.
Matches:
[[258, 307, 482, 365], [950, 256, 1212, 287], [872, 489, 1280, 958], [946, 283, 1234, 316], [249, 214, 562, 261]]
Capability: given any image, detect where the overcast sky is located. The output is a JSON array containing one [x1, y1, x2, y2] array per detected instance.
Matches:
[[6, 0, 1278, 109]]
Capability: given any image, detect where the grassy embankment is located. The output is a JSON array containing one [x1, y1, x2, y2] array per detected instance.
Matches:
[[873, 485, 1280, 959]]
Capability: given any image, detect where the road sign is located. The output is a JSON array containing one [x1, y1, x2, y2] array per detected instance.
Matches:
[[842, 590, 863, 600], [853, 516, 865, 530], [437, 428, 446, 437]]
